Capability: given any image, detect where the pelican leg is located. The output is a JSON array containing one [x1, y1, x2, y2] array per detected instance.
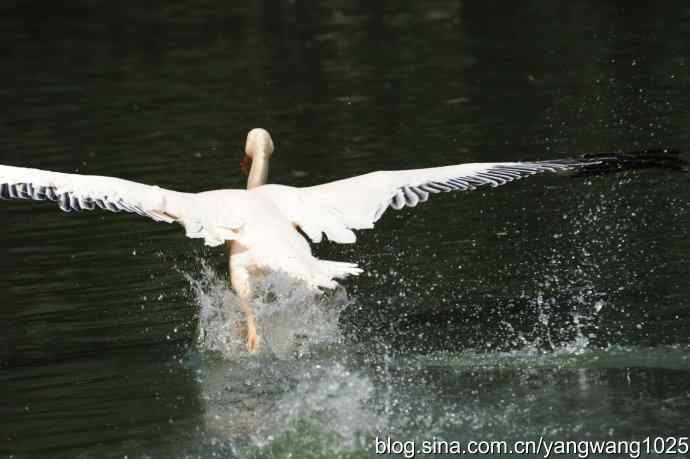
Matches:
[[228, 241, 259, 352]]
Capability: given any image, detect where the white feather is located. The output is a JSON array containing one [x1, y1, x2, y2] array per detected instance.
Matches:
[[1, 160, 579, 288], [253, 162, 574, 244]]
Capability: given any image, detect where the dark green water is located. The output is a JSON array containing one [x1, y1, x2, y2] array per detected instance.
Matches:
[[1, 1, 689, 458]]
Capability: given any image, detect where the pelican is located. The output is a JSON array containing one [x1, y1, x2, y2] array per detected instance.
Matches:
[[0, 129, 685, 351]]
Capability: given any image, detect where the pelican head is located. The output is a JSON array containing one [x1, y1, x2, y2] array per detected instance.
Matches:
[[245, 128, 274, 159], [241, 128, 274, 176], [241, 128, 274, 188]]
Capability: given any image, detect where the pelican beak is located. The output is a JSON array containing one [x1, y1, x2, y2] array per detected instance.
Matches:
[[240, 154, 252, 176]]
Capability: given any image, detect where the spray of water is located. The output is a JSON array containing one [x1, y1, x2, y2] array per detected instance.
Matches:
[[182, 259, 351, 359], [250, 362, 382, 455], [512, 181, 641, 355], [177, 259, 387, 456]]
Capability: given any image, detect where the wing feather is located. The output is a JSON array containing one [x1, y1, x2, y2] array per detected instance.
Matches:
[[266, 148, 686, 245], [0, 164, 190, 222], [254, 160, 593, 245], [0, 164, 254, 247]]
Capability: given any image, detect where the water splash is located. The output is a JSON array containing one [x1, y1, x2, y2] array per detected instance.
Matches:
[[191, 340, 385, 457], [180, 260, 382, 456], [250, 362, 382, 456], [183, 259, 351, 359], [513, 183, 638, 354]]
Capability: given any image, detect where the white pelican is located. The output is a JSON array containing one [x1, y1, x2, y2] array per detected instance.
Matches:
[[0, 129, 685, 351]]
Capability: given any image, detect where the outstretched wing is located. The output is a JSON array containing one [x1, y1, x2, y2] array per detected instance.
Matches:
[[0, 164, 192, 224], [0, 164, 256, 247], [256, 149, 686, 244]]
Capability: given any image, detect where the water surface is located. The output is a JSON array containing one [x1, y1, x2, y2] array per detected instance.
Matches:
[[1, 1, 689, 458]]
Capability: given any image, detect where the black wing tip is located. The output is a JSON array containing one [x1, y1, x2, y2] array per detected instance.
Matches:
[[564, 148, 688, 176]]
